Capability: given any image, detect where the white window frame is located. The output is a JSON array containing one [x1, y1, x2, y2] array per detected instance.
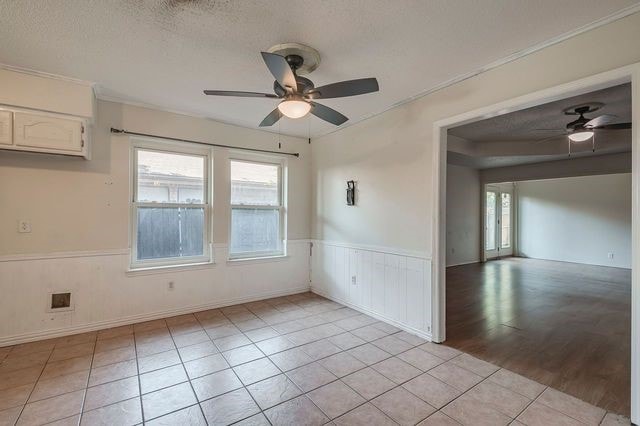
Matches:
[[228, 152, 287, 260], [130, 137, 213, 270]]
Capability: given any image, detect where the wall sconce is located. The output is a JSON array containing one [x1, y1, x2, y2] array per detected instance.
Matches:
[[347, 180, 355, 206]]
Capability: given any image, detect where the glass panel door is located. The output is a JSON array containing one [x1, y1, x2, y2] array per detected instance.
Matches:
[[485, 190, 498, 258], [485, 185, 513, 259], [501, 192, 511, 248]]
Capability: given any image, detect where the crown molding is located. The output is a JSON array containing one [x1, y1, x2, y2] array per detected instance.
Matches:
[[0, 62, 95, 87]]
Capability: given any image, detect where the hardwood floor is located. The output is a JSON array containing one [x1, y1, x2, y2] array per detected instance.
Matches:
[[445, 257, 631, 415]]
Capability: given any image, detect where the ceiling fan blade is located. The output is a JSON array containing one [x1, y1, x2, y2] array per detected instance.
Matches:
[[584, 114, 617, 128], [261, 52, 297, 92], [595, 122, 631, 130], [309, 102, 348, 126], [309, 78, 379, 99], [204, 90, 279, 98], [259, 108, 283, 127]]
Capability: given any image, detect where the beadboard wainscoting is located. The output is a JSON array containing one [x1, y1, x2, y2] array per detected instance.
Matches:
[[0, 240, 311, 346], [310, 240, 432, 340]]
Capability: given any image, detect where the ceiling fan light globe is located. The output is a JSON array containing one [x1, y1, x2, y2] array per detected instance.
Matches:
[[568, 131, 594, 142], [278, 100, 311, 119]]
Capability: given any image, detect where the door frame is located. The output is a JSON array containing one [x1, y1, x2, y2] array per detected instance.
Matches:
[[431, 63, 640, 422]]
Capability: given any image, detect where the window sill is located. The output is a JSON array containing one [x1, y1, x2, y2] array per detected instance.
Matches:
[[126, 261, 216, 277], [227, 255, 289, 266]]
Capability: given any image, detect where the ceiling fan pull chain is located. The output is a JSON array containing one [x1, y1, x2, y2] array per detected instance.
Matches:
[[592, 132, 596, 152]]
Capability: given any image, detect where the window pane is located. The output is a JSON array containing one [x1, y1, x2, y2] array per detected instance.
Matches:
[[501, 193, 511, 248], [230, 161, 279, 206], [137, 207, 204, 260], [230, 208, 281, 255], [485, 192, 496, 250], [137, 150, 205, 203]]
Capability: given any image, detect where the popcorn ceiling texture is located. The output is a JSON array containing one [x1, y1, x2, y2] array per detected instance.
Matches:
[[0, 0, 637, 137]]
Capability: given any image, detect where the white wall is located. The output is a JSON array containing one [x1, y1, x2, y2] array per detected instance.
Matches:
[[0, 96, 312, 345], [446, 164, 480, 266], [517, 173, 632, 268]]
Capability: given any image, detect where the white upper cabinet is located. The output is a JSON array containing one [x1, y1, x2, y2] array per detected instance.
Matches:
[[0, 110, 12, 146], [0, 108, 89, 158], [14, 112, 83, 153]]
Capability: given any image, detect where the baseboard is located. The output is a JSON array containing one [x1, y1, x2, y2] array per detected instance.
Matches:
[[446, 260, 480, 267], [0, 285, 311, 347], [310, 286, 432, 342]]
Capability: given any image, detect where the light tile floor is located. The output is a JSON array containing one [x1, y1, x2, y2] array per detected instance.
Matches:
[[0, 292, 631, 426]]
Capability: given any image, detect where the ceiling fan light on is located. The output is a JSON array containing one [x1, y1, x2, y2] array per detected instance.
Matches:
[[568, 131, 594, 142], [278, 99, 311, 118]]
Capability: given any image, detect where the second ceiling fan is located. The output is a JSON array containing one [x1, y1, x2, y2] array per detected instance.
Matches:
[[204, 44, 379, 127]]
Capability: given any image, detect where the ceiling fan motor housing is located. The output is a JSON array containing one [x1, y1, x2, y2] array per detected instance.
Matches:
[[564, 103, 603, 131]]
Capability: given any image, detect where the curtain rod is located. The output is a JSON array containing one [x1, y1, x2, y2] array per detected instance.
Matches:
[[110, 128, 300, 158]]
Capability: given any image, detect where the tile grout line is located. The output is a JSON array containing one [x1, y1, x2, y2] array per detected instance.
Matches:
[[167, 317, 209, 426], [76, 334, 98, 425], [132, 325, 147, 425], [13, 343, 56, 424]]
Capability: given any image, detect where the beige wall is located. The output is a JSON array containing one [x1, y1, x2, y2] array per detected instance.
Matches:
[[446, 164, 480, 266], [0, 100, 311, 255], [517, 173, 632, 268], [311, 12, 640, 253]]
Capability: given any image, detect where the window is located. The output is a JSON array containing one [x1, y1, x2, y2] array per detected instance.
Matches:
[[229, 157, 285, 259], [131, 140, 211, 268]]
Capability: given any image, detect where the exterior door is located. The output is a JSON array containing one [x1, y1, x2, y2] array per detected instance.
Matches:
[[485, 185, 513, 259]]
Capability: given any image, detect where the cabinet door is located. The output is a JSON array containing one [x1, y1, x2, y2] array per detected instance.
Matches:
[[13, 112, 83, 152], [0, 110, 12, 146]]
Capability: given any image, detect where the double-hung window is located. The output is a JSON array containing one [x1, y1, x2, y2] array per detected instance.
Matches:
[[229, 156, 286, 259], [131, 139, 211, 269]]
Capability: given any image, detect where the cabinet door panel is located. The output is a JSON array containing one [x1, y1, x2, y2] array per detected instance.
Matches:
[[14, 112, 82, 152], [0, 110, 12, 146]]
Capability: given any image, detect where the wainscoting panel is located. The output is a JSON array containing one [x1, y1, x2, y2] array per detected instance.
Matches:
[[0, 240, 311, 346], [311, 241, 432, 339]]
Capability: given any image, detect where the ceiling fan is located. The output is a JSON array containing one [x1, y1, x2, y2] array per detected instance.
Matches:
[[203, 45, 379, 127], [537, 103, 631, 142], [534, 103, 631, 155]]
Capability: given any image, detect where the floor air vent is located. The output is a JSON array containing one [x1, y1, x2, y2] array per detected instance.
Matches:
[[48, 292, 73, 312]]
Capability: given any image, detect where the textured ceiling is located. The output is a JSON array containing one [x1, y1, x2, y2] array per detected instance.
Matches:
[[0, 0, 638, 137]]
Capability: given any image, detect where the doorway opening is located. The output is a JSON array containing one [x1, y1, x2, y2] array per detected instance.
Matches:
[[433, 65, 638, 419]]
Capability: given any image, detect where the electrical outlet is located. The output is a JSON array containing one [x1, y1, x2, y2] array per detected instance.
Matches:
[[168, 281, 175, 291], [18, 220, 31, 233], [608, 252, 614, 259], [351, 276, 357, 285]]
